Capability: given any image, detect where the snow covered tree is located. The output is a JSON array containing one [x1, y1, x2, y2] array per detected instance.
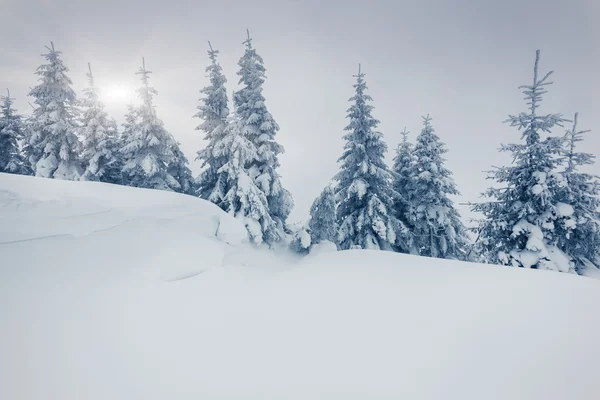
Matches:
[[80, 63, 123, 184], [195, 41, 230, 203], [168, 144, 194, 195], [233, 31, 293, 236], [556, 113, 600, 272], [217, 115, 282, 245], [405, 116, 468, 259], [121, 58, 191, 192], [0, 90, 28, 174], [119, 103, 139, 186], [309, 185, 338, 245], [391, 127, 415, 229], [28, 42, 82, 180], [334, 65, 408, 251], [472, 50, 575, 273], [290, 222, 312, 255]]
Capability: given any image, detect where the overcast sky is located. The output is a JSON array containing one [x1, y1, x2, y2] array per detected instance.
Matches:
[[1, 0, 598, 222]]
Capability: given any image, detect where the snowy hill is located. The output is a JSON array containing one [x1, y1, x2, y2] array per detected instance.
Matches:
[[1, 173, 600, 400]]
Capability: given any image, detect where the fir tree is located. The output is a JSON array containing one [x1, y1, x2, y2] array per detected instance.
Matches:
[[335, 65, 408, 251], [405, 116, 468, 259], [168, 144, 194, 195], [28, 42, 82, 180], [80, 63, 123, 184], [195, 41, 230, 204], [0, 89, 28, 174], [309, 185, 338, 245], [391, 127, 415, 231], [233, 30, 293, 237], [121, 58, 191, 192], [119, 103, 139, 186], [557, 113, 600, 272], [218, 115, 281, 245], [472, 50, 574, 272]]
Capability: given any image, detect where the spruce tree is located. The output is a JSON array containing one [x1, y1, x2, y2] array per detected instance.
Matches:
[[0, 90, 28, 174], [335, 65, 408, 251], [233, 31, 293, 236], [405, 116, 468, 259], [168, 144, 194, 195], [391, 127, 415, 232], [121, 58, 191, 192], [28, 42, 82, 180], [557, 113, 600, 272], [218, 115, 281, 245], [195, 41, 230, 203], [80, 63, 123, 184], [309, 185, 338, 245], [472, 50, 574, 272]]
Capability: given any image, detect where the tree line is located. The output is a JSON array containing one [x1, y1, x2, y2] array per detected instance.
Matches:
[[0, 35, 598, 274]]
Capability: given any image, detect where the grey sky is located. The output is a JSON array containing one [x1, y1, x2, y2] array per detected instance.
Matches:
[[1, 0, 598, 222]]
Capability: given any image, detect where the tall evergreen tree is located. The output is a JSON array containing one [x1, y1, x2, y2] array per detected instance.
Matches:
[[233, 31, 293, 237], [557, 113, 600, 272], [391, 127, 415, 232], [335, 65, 408, 251], [0, 90, 28, 174], [195, 41, 230, 203], [472, 50, 574, 272], [217, 115, 281, 245], [405, 116, 468, 259], [121, 58, 191, 192], [309, 185, 338, 245], [28, 42, 82, 180], [80, 63, 123, 184]]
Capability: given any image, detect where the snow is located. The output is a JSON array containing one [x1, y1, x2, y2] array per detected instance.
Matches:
[[2, 173, 600, 399], [531, 184, 544, 195], [556, 202, 575, 217]]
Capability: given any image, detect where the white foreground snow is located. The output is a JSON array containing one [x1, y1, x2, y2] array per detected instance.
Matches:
[[1, 173, 600, 400]]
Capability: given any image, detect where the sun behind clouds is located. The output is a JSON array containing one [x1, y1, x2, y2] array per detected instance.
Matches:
[[99, 83, 134, 104]]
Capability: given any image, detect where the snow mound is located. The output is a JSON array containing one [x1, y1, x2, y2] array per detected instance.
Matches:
[[1, 173, 600, 400]]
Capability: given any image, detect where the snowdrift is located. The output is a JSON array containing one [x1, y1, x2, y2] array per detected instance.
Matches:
[[1, 173, 599, 400]]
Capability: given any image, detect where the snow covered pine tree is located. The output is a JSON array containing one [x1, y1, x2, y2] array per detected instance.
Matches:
[[231, 30, 293, 240], [335, 65, 408, 251], [28, 42, 82, 179], [472, 50, 576, 273], [0, 90, 28, 174], [309, 185, 338, 245], [405, 116, 468, 259], [556, 113, 600, 272], [80, 63, 123, 184], [391, 127, 415, 239], [216, 115, 282, 245], [195, 41, 231, 204], [121, 58, 192, 192]]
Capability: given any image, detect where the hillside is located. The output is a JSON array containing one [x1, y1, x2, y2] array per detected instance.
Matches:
[[1, 173, 599, 400]]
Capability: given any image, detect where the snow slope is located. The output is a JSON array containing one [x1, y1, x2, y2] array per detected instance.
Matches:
[[1, 173, 600, 400]]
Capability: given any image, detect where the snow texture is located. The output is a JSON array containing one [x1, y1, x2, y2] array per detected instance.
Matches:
[[2, 172, 600, 400]]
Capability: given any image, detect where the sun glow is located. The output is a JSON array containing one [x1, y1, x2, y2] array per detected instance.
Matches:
[[100, 84, 134, 104]]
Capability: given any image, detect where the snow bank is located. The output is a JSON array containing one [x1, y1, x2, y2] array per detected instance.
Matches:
[[1, 173, 600, 400]]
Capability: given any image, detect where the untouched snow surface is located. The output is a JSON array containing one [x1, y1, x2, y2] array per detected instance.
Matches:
[[1, 173, 600, 400]]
